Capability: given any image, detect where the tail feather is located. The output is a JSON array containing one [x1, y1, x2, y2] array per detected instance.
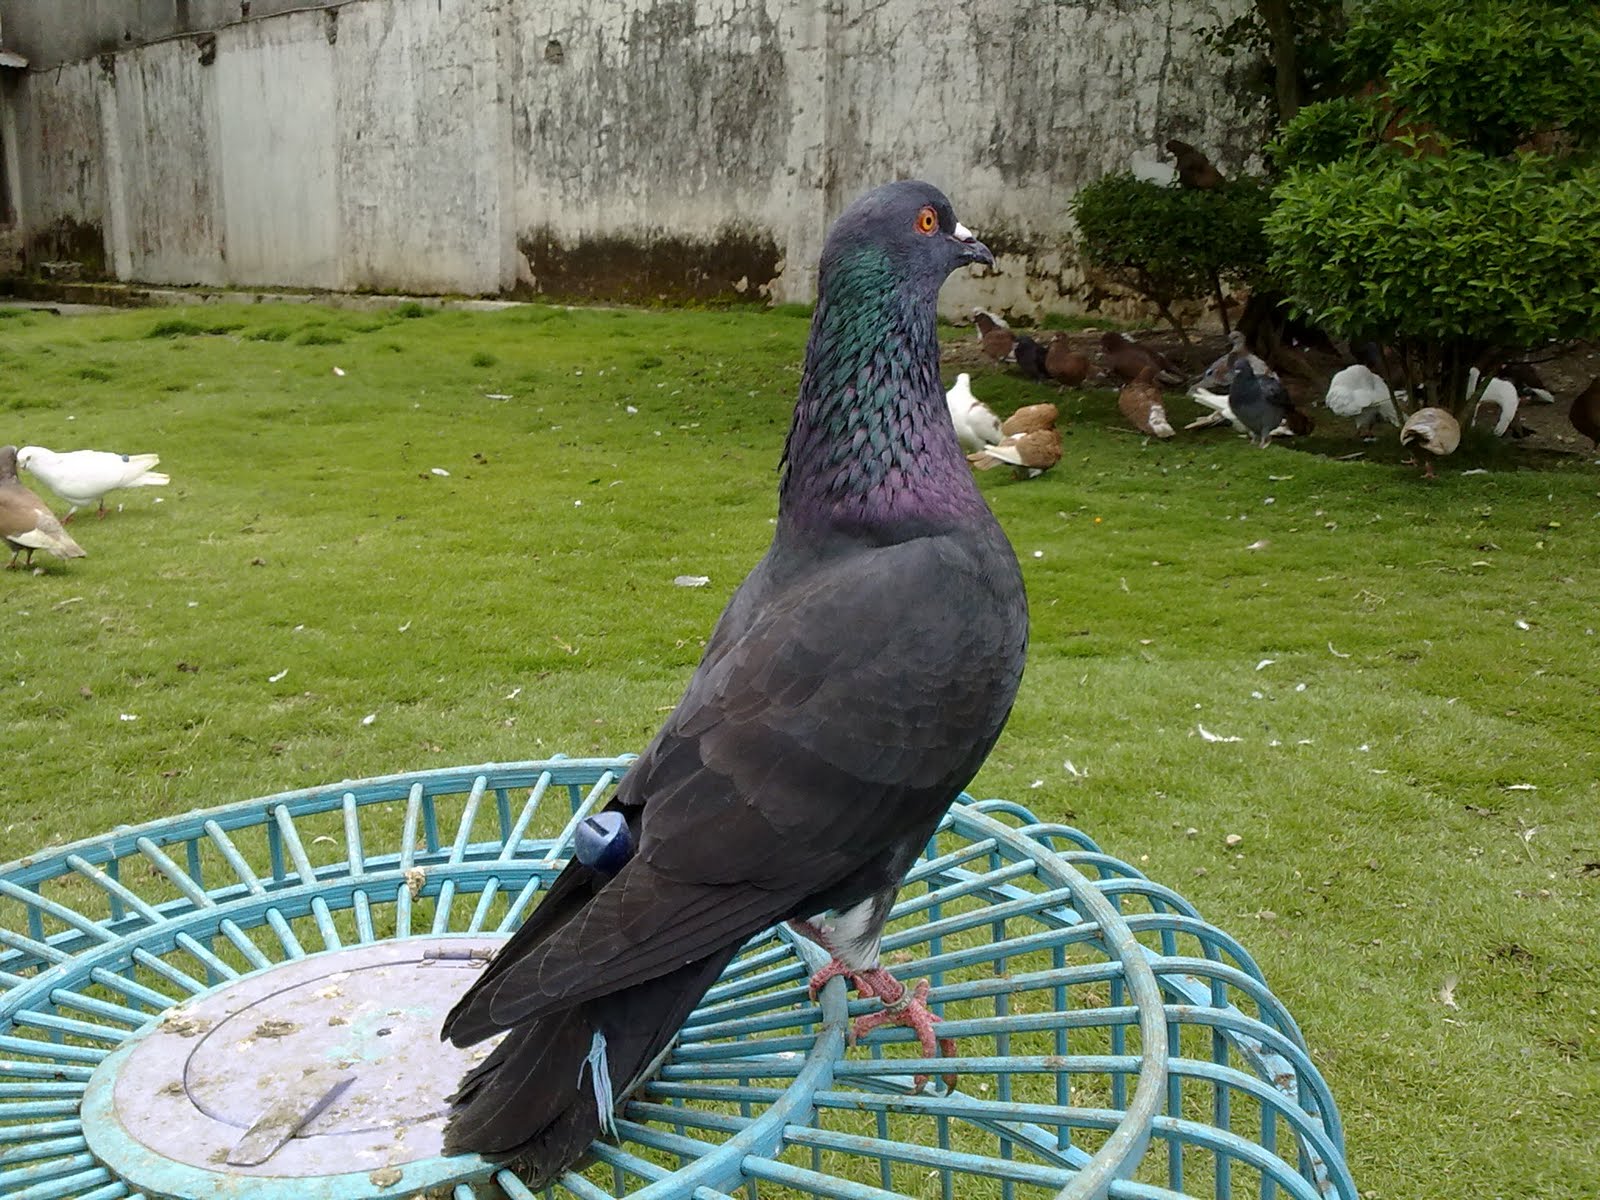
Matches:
[[443, 944, 739, 1183]]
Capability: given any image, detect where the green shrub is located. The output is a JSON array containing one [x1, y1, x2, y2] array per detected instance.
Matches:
[[1271, 97, 1382, 169], [1338, 0, 1600, 155], [1071, 173, 1274, 336], [1269, 151, 1600, 407]]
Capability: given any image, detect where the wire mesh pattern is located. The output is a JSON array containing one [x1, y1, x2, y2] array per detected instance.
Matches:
[[0, 756, 1357, 1200]]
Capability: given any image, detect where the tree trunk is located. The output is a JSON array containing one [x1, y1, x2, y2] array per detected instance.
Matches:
[[1208, 269, 1232, 336], [1256, 0, 1301, 125]]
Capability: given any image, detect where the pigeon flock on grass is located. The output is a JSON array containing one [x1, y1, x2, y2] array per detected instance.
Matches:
[[439, 181, 1029, 1182], [937, 133, 1597, 475], [959, 271, 1594, 475]]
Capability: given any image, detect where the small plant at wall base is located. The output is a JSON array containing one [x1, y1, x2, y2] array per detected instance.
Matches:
[[1070, 174, 1274, 340], [1265, 0, 1600, 414]]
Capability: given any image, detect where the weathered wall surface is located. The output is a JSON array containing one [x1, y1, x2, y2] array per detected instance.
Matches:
[[0, 0, 1265, 314]]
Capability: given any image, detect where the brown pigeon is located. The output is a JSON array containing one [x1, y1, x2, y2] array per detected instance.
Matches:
[[1569, 377, 1600, 449], [1118, 367, 1175, 438], [1400, 408, 1461, 479], [974, 309, 1015, 362], [1166, 139, 1224, 190], [968, 427, 1062, 478], [1100, 331, 1179, 385], [1001, 402, 1058, 437], [1045, 334, 1092, 386], [1, 444, 87, 569]]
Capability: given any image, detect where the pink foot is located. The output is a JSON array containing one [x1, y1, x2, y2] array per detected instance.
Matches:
[[806, 960, 956, 1089]]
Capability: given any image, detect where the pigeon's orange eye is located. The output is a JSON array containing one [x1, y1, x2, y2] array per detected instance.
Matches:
[[915, 206, 939, 235]]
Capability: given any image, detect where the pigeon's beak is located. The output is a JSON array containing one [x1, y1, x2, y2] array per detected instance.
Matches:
[[951, 222, 994, 268]]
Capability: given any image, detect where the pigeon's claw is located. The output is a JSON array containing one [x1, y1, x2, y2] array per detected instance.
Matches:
[[806, 957, 858, 1002], [849, 974, 957, 1090]]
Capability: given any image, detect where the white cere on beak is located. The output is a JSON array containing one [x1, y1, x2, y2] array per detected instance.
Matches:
[[953, 221, 977, 243]]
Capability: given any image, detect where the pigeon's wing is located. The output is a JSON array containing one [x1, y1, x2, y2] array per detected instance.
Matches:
[[969, 402, 1003, 446], [445, 530, 1025, 1037], [0, 486, 81, 556]]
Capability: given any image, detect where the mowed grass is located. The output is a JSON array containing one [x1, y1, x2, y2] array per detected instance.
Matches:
[[2, 300, 1598, 1198]]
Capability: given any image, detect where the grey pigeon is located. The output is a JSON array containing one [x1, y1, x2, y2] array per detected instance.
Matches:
[[440, 181, 1028, 1182], [1, 445, 86, 568], [1229, 360, 1293, 447]]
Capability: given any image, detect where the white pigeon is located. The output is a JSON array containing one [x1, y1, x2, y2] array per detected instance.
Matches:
[[1324, 364, 1400, 438], [1129, 147, 1179, 187], [1184, 384, 1248, 434], [944, 373, 1003, 453], [1466, 368, 1519, 436], [16, 446, 170, 519]]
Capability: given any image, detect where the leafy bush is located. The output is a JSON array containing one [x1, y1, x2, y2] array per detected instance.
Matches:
[[1269, 151, 1600, 406], [1337, 0, 1600, 155], [1071, 174, 1274, 336], [1265, 0, 1600, 413], [1270, 96, 1382, 169]]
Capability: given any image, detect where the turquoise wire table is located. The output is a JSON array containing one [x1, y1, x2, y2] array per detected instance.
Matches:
[[0, 756, 1357, 1200]]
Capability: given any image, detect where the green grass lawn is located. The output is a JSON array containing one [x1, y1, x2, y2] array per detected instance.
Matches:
[[1, 300, 1596, 1198]]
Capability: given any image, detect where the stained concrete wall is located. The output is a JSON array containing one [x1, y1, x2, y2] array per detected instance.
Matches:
[[0, 0, 1265, 314]]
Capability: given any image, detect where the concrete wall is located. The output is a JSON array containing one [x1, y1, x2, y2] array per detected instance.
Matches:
[[0, 0, 1266, 314]]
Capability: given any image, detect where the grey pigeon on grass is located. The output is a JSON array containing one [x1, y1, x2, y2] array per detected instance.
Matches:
[[1229, 360, 1294, 447], [440, 181, 1028, 1182], [1, 445, 86, 568]]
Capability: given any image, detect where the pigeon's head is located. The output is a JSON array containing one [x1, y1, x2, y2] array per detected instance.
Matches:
[[820, 181, 993, 297], [14, 446, 41, 473], [1099, 331, 1130, 354]]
